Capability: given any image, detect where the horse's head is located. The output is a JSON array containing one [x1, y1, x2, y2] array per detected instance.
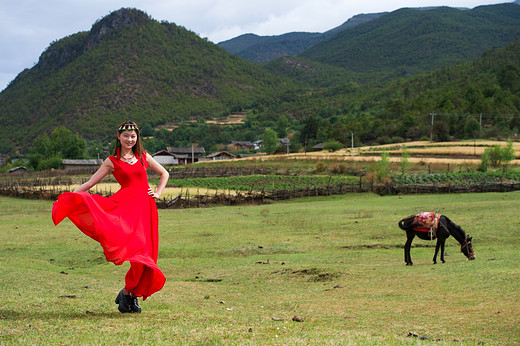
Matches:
[[461, 236, 475, 260]]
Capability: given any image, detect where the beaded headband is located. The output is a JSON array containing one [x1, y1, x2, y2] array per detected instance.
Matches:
[[118, 123, 139, 131]]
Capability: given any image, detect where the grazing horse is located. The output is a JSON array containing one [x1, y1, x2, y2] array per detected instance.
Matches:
[[398, 212, 475, 265]]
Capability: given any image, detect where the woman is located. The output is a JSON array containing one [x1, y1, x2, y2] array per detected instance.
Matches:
[[52, 121, 169, 313]]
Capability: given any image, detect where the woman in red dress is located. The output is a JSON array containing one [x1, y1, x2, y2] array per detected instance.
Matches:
[[52, 121, 169, 313]]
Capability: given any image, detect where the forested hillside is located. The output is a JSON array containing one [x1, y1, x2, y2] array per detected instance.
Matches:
[[254, 41, 520, 147], [0, 8, 290, 153], [300, 4, 520, 78]]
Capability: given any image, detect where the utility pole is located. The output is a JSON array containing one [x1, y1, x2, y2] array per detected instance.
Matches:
[[191, 142, 198, 164], [430, 112, 436, 143]]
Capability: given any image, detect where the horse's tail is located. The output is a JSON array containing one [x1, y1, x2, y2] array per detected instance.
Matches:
[[398, 215, 416, 230]]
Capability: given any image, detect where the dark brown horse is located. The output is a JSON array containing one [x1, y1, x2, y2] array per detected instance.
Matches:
[[398, 213, 475, 265]]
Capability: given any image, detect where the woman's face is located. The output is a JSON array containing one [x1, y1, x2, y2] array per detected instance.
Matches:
[[117, 130, 138, 151]]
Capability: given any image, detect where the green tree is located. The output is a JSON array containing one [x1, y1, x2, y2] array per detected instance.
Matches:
[[140, 122, 155, 137], [262, 128, 279, 155], [275, 115, 289, 138], [50, 126, 85, 159], [464, 116, 481, 139], [300, 115, 320, 145], [31, 133, 52, 158]]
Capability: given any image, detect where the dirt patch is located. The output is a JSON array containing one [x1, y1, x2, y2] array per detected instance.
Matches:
[[272, 267, 340, 282], [206, 112, 247, 125]]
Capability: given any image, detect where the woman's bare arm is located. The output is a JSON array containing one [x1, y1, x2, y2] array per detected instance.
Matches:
[[146, 153, 169, 198], [74, 158, 114, 192]]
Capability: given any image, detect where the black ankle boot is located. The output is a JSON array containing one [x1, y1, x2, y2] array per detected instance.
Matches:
[[130, 296, 142, 313], [115, 289, 132, 313]]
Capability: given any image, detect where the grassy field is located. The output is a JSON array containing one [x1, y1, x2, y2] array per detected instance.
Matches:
[[0, 192, 519, 344]]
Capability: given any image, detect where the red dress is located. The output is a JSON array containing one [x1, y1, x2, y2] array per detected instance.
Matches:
[[52, 153, 165, 300]]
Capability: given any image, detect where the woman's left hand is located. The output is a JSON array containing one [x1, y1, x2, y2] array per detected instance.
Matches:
[[148, 188, 160, 199]]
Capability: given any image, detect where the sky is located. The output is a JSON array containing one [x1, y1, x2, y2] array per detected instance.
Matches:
[[0, 0, 511, 91]]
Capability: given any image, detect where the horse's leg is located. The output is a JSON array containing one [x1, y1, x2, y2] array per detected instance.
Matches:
[[433, 240, 440, 264], [405, 231, 415, 265], [440, 239, 446, 263]]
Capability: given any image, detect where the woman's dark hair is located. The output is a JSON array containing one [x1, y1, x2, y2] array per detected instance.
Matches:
[[112, 120, 146, 165]]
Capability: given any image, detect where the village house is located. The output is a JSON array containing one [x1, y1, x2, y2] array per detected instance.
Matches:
[[203, 151, 236, 161], [62, 159, 103, 171], [227, 141, 255, 151], [8, 166, 27, 175], [312, 143, 324, 151], [166, 146, 206, 164], [237, 153, 265, 158], [254, 138, 291, 152], [151, 150, 179, 165]]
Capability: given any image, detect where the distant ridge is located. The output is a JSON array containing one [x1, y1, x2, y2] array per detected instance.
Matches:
[[218, 13, 385, 63], [300, 4, 520, 77]]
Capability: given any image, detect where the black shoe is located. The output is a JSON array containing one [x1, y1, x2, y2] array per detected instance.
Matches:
[[115, 289, 132, 313], [130, 297, 142, 313]]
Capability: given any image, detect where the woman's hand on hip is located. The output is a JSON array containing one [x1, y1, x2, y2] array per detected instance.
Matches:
[[148, 187, 160, 199]]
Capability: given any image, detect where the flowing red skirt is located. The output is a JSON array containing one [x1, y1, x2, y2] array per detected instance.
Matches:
[[52, 188, 165, 300]]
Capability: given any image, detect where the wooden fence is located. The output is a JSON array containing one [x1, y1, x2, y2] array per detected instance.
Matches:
[[0, 178, 370, 208], [378, 181, 520, 195], [3, 175, 520, 209]]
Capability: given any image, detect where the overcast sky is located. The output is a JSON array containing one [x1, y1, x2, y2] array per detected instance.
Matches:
[[0, 0, 511, 91]]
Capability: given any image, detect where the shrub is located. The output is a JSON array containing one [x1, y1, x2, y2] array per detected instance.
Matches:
[[39, 156, 62, 170], [316, 161, 328, 173], [399, 146, 411, 174], [330, 163, 348, 174], [483, 139, 515, 171], [375, 151, 390, 183], [478, 151, 489, 172]]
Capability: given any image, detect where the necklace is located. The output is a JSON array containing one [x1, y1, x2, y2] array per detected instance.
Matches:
[[121, 154, 135, 164]]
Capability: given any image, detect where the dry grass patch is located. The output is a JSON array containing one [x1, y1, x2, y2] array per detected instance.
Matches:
[[247, 140, 520, 166]]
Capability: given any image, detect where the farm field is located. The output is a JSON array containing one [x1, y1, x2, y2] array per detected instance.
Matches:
[[254, 140, 520, 166], [0, 191, 519, 344]]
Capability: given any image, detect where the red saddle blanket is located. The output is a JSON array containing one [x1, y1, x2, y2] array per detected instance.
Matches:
[[413, 212, 441, 233]]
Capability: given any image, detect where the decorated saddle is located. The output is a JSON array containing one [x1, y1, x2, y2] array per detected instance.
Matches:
[[412, 212, 441, 234]]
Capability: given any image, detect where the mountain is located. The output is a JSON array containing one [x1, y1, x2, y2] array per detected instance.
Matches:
[[255, 40, 520, 145], [0, 8, 291, 152], [218, 32, 322, 64], [218, 13, 385, 63], [300, 4, 520, 77]]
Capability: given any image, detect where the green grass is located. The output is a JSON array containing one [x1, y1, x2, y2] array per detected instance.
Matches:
[[392, 171, 520, 186], [0, 192, 519, 344], [167, 175, 359, 191]]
